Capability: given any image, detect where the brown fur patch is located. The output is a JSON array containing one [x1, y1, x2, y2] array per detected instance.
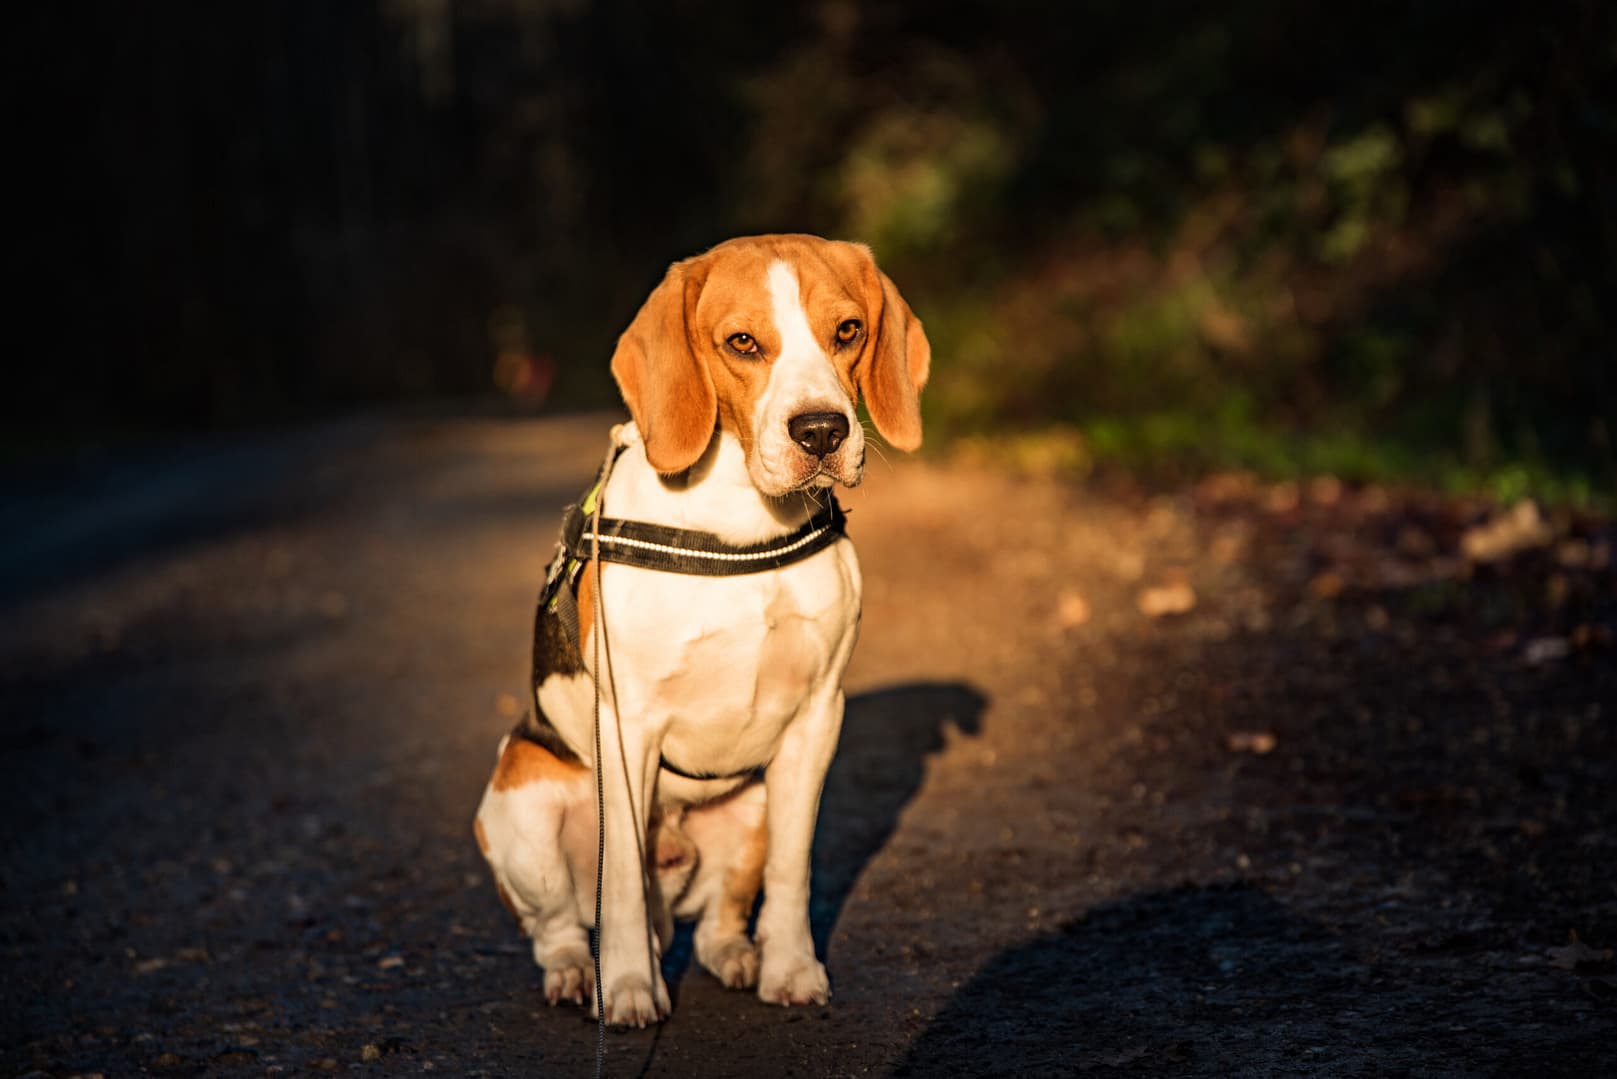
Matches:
[[715, 810, 768, 939], [611, 261, 718, 474], [473, 816, 491, 856], [859, 257, 929, 452], [575, 563, 595, 658], [490, 735, 585, 792]]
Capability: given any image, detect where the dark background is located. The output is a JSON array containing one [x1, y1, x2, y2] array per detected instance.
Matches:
[[10, 0, 1616, 499]]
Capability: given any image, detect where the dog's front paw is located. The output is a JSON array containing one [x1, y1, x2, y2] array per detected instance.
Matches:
[[596, 973, 671, 1027], [757, 953, 829, 1006], [698, 935, 760, 990], [542, 950, 594, 1007]]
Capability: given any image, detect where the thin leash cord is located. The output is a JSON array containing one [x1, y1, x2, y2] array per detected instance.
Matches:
[[588, 436, 677, 1073], [586, 440, 659, 1075], [590, 453, 608, 1079]]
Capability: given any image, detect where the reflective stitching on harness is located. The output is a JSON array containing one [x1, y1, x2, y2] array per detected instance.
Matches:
[[580, 522, 837, 563]]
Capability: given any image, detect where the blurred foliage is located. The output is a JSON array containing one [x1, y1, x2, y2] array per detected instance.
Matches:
[[11, 1, 1616, 500]]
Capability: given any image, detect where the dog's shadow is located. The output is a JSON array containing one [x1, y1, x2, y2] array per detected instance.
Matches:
[[663, 681, 987, 980], [810, 681, 987, 954]]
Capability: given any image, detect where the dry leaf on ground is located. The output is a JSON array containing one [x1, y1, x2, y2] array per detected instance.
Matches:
[[1522, 637, 1570, 665], [1461, 500, 1554, 563], [1055, 589, 1092, 629], [1138, 582, 1196, 618], [1226, 731, 1278, 754], [1548, 930, 1614, 971]]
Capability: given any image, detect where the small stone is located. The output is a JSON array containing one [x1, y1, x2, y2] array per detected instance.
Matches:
[[378, 955, 405, 971], [362, 1043, 383, 1062]]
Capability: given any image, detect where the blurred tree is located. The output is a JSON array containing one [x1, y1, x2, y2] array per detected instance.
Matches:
[[9, 0, 1614, 500]]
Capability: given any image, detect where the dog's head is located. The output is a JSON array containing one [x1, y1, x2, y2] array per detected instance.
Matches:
[[610, 234, 930, 496]]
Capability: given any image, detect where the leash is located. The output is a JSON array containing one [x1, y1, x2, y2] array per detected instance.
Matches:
[[585, 433, 662, 1076], [589, 449, 608, 1078], [565, 428, 845, 1073]]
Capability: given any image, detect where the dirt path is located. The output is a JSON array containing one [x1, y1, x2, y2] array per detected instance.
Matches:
[[2, 414, 1613, 1077]]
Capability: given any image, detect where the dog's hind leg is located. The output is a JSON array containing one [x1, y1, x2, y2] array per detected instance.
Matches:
[[677, 781, 767, 990], [475, 741, 596, 1007]]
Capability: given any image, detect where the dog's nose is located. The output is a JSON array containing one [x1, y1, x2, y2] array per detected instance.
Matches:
[[787, 412, 849, 459]]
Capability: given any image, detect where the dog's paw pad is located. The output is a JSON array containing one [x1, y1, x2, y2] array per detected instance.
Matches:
[[700, 937, 760, 990], [758, 956, 830, 1006]]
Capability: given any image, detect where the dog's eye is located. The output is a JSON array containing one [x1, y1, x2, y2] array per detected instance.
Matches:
[[727, 332, 759, 356], [835, 319, 861, 345]]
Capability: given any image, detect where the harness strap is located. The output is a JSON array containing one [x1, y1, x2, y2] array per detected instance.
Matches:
[[657, 755, 768, 783], [561, 496, 846, 576]]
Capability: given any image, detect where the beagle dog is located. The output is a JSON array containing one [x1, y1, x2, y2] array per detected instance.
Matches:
[[475, 234, 929, 1026]]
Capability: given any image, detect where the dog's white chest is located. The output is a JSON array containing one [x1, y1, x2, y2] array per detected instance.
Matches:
[[604, 539, 860, 781]]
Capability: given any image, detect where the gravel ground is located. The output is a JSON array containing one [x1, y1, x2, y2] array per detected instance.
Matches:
[[2, 413, 1613, 1077]]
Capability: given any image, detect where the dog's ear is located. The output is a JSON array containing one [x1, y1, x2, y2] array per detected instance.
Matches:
[[611, 260, 717, 474], [856, 250, 930, 452]]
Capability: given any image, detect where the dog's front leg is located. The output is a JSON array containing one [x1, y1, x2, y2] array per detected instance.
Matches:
[[755, 684, 845, 1006], [594, 701, 669, 1027]]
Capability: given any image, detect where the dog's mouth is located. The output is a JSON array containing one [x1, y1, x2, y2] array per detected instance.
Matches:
[[792, 456, 862, 491], [749, 436, 864, 497]]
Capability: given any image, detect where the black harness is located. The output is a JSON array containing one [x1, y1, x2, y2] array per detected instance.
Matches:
[[535, 444, 847, 781]]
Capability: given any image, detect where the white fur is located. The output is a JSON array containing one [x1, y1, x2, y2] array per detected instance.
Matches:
[[747, 260, 866, 496]]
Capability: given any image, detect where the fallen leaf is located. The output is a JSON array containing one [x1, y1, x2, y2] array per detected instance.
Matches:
[[1461, 500, 1553, 562], [1138, 582, 1196, 618], [1523, 637, 1570, 665], [1055, 589, 1092, 629], [1556, 538, 1592, 569], [1113, 550, 1146, 582], [1308, 475, 1343, 505], [1548, 930, 1614, 971], [1265, 482, 1300, 513], [1197, 471, 1258, 504], [1210, 531, 1245, 565], [1226, 731, 1278, 754], [1309, 570, 1345, 600]]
